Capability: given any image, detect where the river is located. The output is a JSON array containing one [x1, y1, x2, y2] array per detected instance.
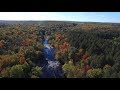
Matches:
[[40, 36, 64, 78], [43, 36, 55, 61]]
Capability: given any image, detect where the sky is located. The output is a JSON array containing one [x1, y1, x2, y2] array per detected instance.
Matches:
[[0, 12, 120, 23]]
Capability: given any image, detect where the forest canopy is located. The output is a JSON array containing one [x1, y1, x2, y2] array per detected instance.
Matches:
[[0, 21, 120, 78]]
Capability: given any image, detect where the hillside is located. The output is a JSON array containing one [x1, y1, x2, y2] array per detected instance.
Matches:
[[1, 20, 120, 30]]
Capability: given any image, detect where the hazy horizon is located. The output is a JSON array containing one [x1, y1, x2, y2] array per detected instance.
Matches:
[[0, 12, 120, 23]]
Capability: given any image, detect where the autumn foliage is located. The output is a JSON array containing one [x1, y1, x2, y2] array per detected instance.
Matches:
[[82, 52, 89, 60], [59, 42, 70, 53], [55, 33, 64, 40], [0, 40, 4, 48], [1, 21, 120, 78], [85, 65, 91, 72], [54, 33, 70, 54]]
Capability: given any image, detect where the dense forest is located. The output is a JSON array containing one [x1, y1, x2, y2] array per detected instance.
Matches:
[[0, 21, 120, 78]]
